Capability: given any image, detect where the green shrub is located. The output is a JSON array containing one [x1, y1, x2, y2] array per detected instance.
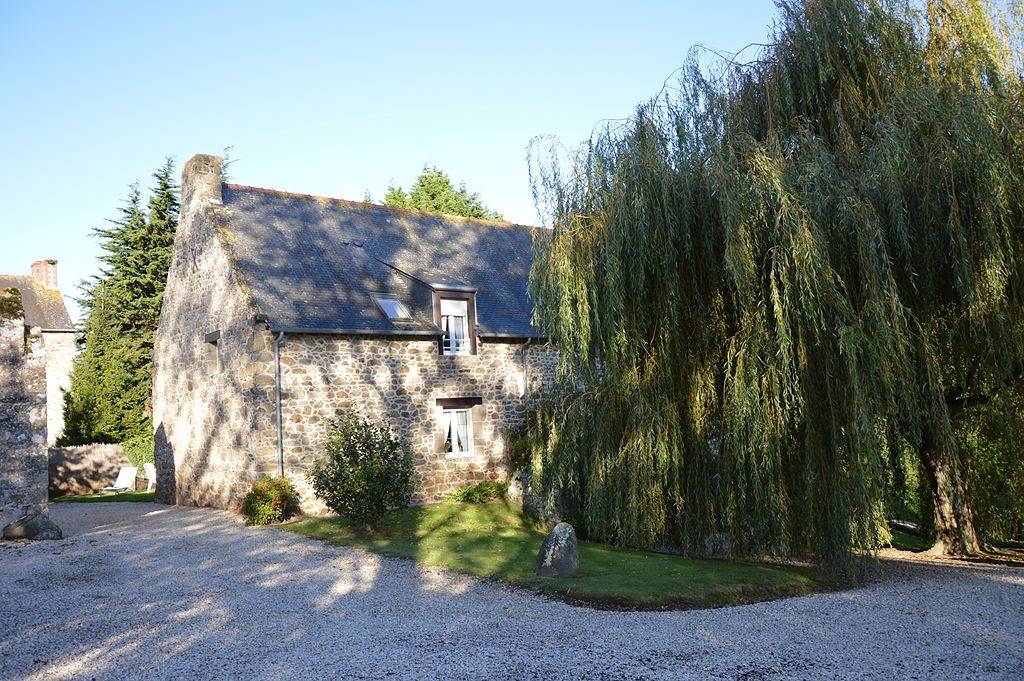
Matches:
[[307, 412, 416, 525], [508, 424, 531, 472], [958, 393, 1024, 542], [0, 287, 23, 320], [447, 481, 507, 504], [121, 433, 154, 469], [241, 476, 299, 526]]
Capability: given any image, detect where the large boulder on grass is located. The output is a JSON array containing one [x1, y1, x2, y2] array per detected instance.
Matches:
[[3, 511, 62, 540], [535, 522, 579, 577]]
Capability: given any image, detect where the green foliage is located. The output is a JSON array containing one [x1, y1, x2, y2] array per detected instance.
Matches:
[[307, 412, 416, 525], [121, 433, 154, 469], [384, 166, 504, 220], [0, 287, 22, 320], [241, 476, 299, 526], [446, 480, 508, 504], [958, 392, 1024, 542], [881, 434, 925, 527], [508, 424, 532, 472], [528, 0, 1024, 567], [60, 160, 179, 445]]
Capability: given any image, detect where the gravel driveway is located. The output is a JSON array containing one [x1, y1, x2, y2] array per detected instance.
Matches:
[[1, 503, 1022, 680]]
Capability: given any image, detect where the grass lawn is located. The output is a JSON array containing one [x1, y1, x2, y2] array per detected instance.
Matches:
[[887, 528, 933, 552], [51, 490, 156, 504], [280, 499, 827, 610]]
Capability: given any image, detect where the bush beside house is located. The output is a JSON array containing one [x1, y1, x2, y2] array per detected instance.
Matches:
[[307, 412, 416, 526], [241, 476, 299, 525]]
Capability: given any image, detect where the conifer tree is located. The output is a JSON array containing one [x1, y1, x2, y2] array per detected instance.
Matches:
[[385, 166, 503, 220], [60, 160, 179, 445]]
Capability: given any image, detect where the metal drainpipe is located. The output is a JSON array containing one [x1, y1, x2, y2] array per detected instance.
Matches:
[[274, 331, 285, 477]]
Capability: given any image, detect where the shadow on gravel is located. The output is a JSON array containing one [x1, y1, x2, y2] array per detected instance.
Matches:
[[0, 503, 524, 679], [1, 503, 1022, 680]]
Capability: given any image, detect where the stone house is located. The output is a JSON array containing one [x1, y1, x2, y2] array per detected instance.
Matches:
[[0, 260, 76, 446], [153, 154, 556, 512]]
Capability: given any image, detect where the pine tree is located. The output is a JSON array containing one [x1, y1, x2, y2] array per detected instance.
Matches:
[[385, 166, 503, 220], [60, 160, 179, 445]]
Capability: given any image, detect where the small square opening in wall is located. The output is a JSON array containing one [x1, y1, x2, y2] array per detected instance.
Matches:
[[204, 330, 221, 375]]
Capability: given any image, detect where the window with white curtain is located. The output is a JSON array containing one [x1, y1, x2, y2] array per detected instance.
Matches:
[[440, 298, 470, 355], [442, 408, 473, 455]]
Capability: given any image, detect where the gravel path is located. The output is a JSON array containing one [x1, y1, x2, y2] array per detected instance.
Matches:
[[1, 503, 1022, 680]]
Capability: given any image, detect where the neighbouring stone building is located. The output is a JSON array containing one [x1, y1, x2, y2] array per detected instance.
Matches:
[[153, 154, 557, 512], [0, 288, 49, 528], [0, 260, 76, 445]]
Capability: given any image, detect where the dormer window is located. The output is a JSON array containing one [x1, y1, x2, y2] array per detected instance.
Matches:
[[375, 297, 411, 321], [440, 298, 471, 355]]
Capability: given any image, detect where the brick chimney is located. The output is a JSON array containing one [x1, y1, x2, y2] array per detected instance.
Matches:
[[30, 259, 59, 290]]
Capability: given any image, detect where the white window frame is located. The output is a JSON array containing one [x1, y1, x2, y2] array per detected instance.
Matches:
[[440, 298, 471, 356], [442, 407, 473, 456]]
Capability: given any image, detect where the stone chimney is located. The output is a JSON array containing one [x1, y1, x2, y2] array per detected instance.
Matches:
[[30, 259, 59, 290], [181, 154, 223, 215]]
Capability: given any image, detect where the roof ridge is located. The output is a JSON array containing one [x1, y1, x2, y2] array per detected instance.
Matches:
[[222, 182, 535, 231]]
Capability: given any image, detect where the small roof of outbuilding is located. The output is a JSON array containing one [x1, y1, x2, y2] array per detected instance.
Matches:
[[219, 184, 544, 338], [0, 275, 74, 330]]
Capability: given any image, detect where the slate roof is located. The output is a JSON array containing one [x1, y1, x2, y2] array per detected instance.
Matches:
[[0, 275, 74, 330], [219, 184, 544, 338]]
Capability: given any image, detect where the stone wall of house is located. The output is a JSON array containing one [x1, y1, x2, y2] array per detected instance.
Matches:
[[276, 334, 558, 510], [152, 155, 277, 510], [48, 444, 131, 497], [41, 331, 76, 445], [0, 292, 48, 528]]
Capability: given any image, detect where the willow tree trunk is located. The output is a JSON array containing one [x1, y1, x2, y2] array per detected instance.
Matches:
[[919, 429, 980, 555]]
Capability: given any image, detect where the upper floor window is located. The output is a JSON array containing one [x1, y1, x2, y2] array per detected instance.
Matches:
[[440, 298, 471, 355]]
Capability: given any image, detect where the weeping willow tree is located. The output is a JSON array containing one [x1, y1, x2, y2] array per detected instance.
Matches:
[[527, 0, 1024, 566]]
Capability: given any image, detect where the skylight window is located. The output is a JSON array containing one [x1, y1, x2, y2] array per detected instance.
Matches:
[[376, 297, 411, 321]]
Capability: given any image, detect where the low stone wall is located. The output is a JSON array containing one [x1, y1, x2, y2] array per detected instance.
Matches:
[[48, 444, 132, 497], [0, 291, 48, 527]]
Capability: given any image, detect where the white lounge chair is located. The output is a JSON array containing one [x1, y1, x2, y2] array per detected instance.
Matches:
[[101, 466, 137, 494], [144, 463, 157, 492]]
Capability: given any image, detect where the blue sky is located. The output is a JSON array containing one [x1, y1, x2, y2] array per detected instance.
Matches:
[[0, 1, 779, 322]]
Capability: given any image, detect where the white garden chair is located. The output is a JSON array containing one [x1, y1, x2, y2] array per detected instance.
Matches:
[[101, 466, 137, 494], [144, 463, 157, 492]]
